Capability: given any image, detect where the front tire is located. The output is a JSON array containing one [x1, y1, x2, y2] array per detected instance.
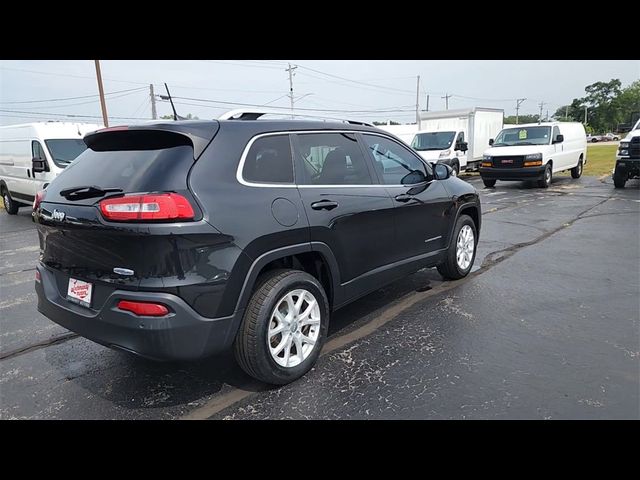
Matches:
[[613, 171, 626, 189], [482, 178, 496, 188], [234, 269, 329, 385], [538, 163, 552, 188], [437, 214, 477, 280], [1, 187, 19, 215], [571, 158, 583, 179]]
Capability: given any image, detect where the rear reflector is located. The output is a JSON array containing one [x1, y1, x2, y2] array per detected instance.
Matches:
[[117, 300, 169, 317], [99, 193, 195, 221]]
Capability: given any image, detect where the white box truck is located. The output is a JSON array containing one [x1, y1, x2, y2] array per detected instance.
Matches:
[[0, 122, 102, 214], [411, 107, 504, 175]]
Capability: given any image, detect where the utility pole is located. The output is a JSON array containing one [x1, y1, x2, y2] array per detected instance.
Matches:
[[538, 101, 545, 122], [426, 94, 430, 112], [565, 105, 569, 121], [515, 98, 526, 124], [545, 109, 549, 122], [584, 105, 588, 125], [286, 63, 297, 119], [150, 84, 157, 120], [94, 60, 108, 127], [442, 93, 451, 110], [415, 75, 420, 126]]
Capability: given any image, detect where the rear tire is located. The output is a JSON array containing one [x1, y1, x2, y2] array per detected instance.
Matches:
[[234, 269, 329, 385], [571, 158, 583, 179], [437, 214, 477, 280], [1, 187, 19, 215], [613, 172, 626, 189], [482, 178, 496, 188], [538, 163, 552, 188]]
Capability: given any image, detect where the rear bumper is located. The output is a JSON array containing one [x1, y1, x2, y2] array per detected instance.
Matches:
[[479, 166, 545, 181], [35, 264, 239, 361]]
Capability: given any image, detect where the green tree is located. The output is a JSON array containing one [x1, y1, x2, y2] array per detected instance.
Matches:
[[613, 80, 640, 128], [503, 114, 539, 124], [582, 79, 623, 132]]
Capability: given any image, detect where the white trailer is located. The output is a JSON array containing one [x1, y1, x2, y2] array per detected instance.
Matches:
[[412, 107, 504, 174]]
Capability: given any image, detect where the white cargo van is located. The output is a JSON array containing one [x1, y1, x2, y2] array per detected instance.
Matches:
[[0, 122, 102, 214], [410, 108, 504, 175], [479, 122, 587, 188]]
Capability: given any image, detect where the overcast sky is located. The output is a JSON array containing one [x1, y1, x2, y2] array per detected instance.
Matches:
[[0, 60, 638, 126]]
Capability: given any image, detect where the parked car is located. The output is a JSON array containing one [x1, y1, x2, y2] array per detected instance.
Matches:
[[0, 122, 102, 214], [604, 133, 620, 141], [479, 122, 587, 188], [586, 133, 603, 142], [613, 119, 640, 188], [33, 112, 481, 385]]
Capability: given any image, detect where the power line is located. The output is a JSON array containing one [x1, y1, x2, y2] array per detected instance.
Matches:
[[0, 86, 147, 105], [7, 90, 146, 111], [170, 99, 415, 114], [0, 108, 150, 121], [295, 64, 415, 94]]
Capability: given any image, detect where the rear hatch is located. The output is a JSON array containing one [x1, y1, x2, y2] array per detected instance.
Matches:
[[34, 123, 219, 310]]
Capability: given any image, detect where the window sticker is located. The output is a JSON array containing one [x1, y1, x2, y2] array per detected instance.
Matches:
[[519, 130, 527, 140]]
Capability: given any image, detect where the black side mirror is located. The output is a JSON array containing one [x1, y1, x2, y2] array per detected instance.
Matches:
[[32, 157, 47, 173], [401, 169, 427, 185], [553, 134, 564, 144], [433, 163, 451, 180], [457, 141, 468, 152], [488, 138, 494, 146]]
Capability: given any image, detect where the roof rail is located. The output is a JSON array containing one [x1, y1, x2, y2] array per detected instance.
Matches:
[[218, 108, 374, 127]]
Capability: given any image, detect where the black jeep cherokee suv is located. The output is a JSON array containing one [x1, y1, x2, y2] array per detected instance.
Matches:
[[33, 118, 481, 384]]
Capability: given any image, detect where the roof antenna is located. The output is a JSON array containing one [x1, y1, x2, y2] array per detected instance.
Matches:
[[162, 83, 180, 121]]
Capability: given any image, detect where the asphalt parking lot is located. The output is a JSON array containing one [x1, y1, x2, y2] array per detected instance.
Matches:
[[1, 174, 638, 419]]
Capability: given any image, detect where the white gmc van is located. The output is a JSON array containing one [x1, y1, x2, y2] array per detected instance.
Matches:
[[479, 122, 587, 188], [0, 122, 102, 214]]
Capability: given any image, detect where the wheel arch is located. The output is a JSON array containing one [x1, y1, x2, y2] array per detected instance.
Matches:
[[224, 242, 341, 347]]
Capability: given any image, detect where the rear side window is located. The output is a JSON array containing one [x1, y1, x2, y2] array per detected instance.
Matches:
[[295, 132, 373, 185], [242, 135, 294, 184]]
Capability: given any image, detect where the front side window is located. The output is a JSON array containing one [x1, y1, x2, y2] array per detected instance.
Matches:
[[296, 132, 372, 185], [363, 134, 430, 185], [44, 139, 88, 168], [493, 126, 551, 146], [242, 135, 294, 184], [552, 126, 561, 142], [32, 141, 46, 160], [455, 131, 465, 147]]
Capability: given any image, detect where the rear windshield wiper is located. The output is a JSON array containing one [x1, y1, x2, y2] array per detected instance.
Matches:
[[59, 185, 123, 200]]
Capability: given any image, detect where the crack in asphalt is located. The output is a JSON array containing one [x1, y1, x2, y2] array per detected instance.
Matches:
[[0, 332, 79, 361], [0, 267, 36, 277], [182, 193, 616, 420]]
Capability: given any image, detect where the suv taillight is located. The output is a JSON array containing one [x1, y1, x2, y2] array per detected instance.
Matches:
[[33, 190, 46, 211], [99, 193, 195, 222]]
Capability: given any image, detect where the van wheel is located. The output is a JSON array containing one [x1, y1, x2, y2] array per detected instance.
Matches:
[[613, 172, 626, 189], [482, 178, 496, 188], [538, 164, 552, 188], [437, 214, 477, 280], [1, 187, 19, 215], [234, 269, 329, 385], [571, 159, 583, 179]]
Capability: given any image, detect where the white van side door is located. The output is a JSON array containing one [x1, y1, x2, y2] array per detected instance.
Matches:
[[28, 140, 48, 198], [551, 126, 568, 171], [454, 131, 468, 168]]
